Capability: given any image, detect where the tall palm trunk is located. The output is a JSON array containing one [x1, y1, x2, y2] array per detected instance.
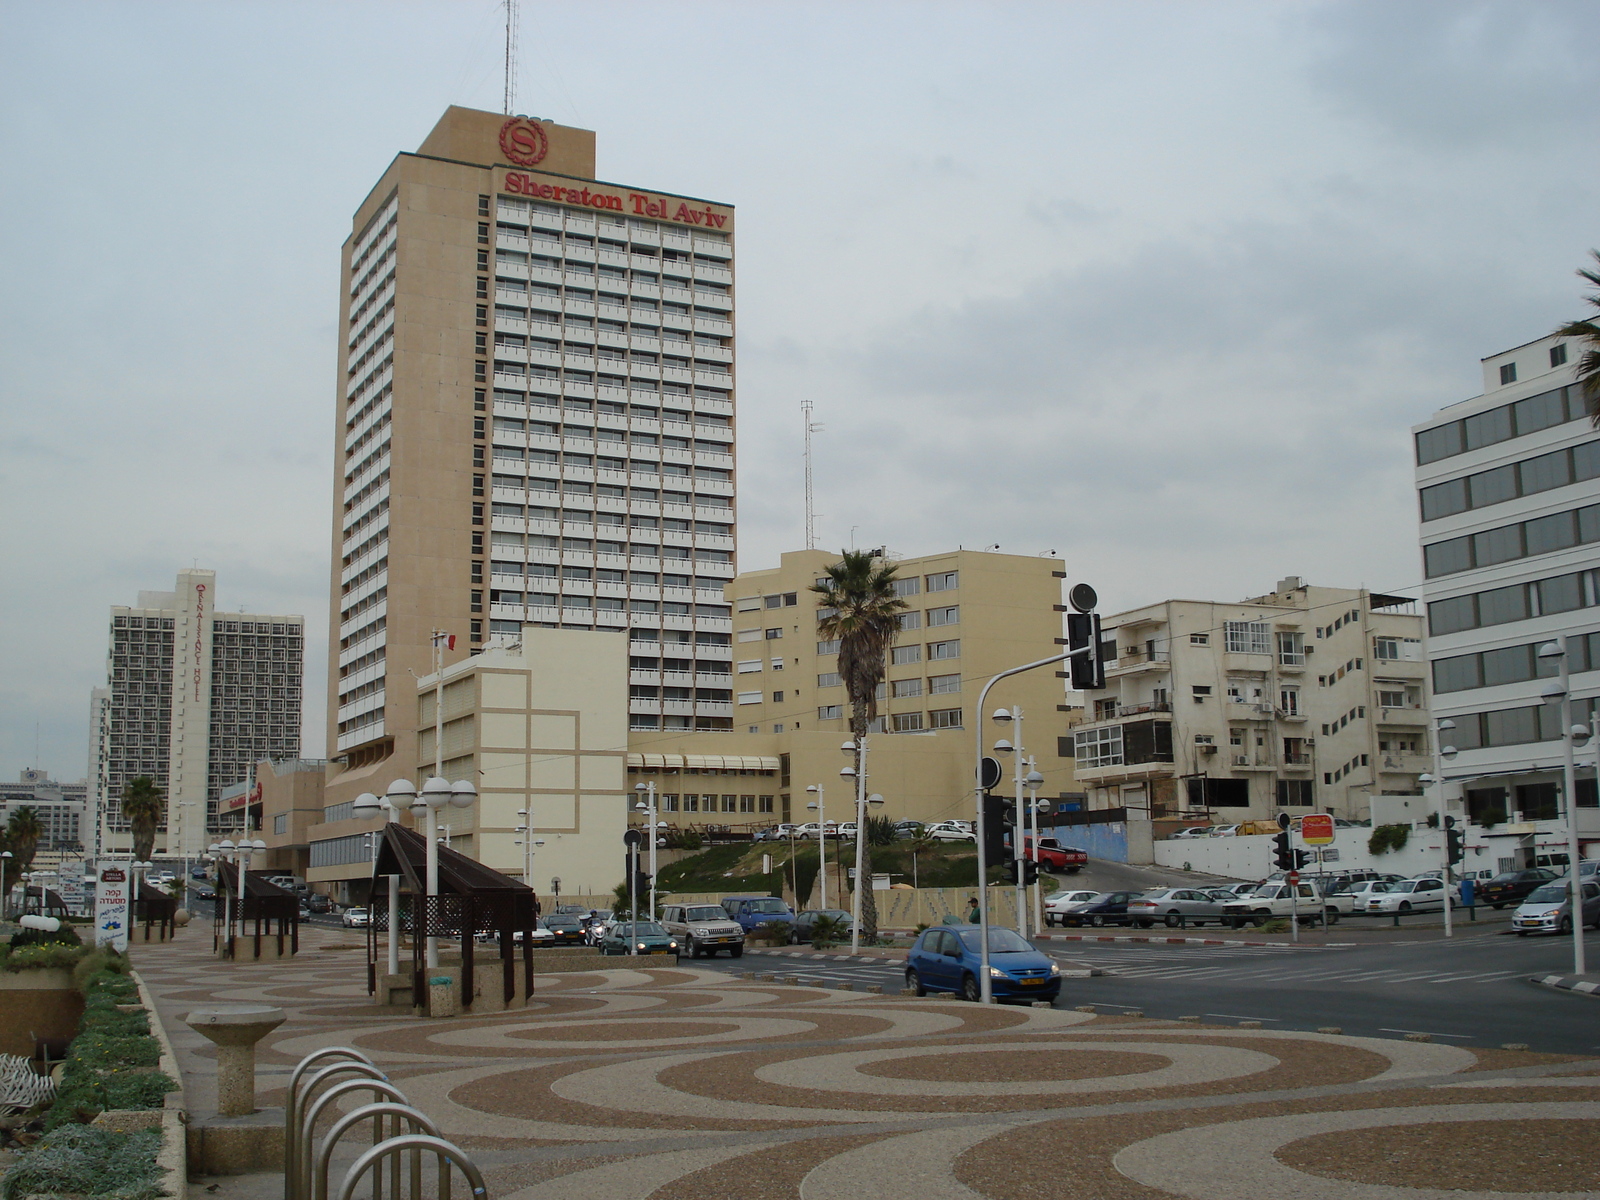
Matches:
[[852, 714, 878, 944]]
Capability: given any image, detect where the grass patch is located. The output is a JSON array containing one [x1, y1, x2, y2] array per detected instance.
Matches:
[[1, 1124, 165, 1200], [40, 968, 175, 1131]]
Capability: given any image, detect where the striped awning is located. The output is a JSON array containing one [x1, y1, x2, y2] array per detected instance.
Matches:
[[627, 753, 780, 771]]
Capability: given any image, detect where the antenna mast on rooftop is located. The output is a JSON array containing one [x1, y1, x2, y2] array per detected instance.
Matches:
[[802, 400, 824, 550], [503, 0, 520, 115]]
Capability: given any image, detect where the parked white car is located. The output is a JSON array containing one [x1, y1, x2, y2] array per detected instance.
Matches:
[[1364, 877, 1452, 915], [926, 821, 976, 842], [1207, 824, 1241, 838], [1169, 826, 1212, 840], [1042, 889, 1103, 927]]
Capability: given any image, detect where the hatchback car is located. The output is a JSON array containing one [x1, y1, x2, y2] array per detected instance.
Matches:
[[1513, 879, 1600, 935], [1125, 888, 1227, 928], [539, 915, 589, 945], [600, 919, 680, 959], [1479, 868, 1559, 908], [906, 924, 1062, 1003], [1059, 891, 1141, 927], [1042, 889, 1103, 926], [1364, 877, 1451, 915]]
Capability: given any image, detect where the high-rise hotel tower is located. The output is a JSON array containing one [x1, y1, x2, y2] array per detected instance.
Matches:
[[328, 107, 736, 797]]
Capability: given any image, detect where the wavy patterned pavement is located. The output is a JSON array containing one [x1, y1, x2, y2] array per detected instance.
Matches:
[[137, 928, 1600, 1198]]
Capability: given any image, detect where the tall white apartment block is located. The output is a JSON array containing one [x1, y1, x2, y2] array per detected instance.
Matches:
[[1073, 579, 1427, 825], [92, 569, 305, 860], [1414, 333, 1599, 861], [326, 106, 735, 814]]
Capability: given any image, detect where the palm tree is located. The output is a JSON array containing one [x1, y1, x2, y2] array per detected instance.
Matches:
[[812, 549, 908, 944], [1554, 249, 1600, 425], [5, 807, 44, 878], [120, 776, 165, 863]]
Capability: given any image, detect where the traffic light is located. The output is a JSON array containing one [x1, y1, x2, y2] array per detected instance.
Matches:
[[1445, 815, 1465, 865], [1272, 831, 1294, 872], [634, 870, 652, 906], [1293, 849, 1312, 869], [1067, 612, 1105, 690], [981, 793, 1008, 862], [1022, 858, 1040, 886], [1003, 859, 1021, 885]]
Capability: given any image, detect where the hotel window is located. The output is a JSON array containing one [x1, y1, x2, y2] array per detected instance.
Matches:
[[758, 795, 775, 813], [1552, 344, 1569, 367], [927, 571, 958, 592], [898, 611, 922, 631], [928, 673, 961, 694], [891, 645, 922, 665], [1223, 621, 1271, 655], [928, 640, 960, 660], [1190, 633, 1209, 645], [929, 708, 962, 729], [891, 678, 923, 698], [1500, 362, 1518, 385], [737, 660, 762, 674], [765, 628, 782, 640], [817, 639, 840, 655], [892, 577, 921, 597], [737, 691, 762, 705], [683, 795, 699, 812], [663, 794, 679, 812], [817, 672, 841, 687], [817, 705, 842, 719], [927, 606, 958, 627], [892, 713, 924, 732]]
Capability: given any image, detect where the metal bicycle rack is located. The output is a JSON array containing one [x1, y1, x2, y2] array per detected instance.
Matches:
[[335, 1135, 488, 1200], [286, 1048, 487, 1200]]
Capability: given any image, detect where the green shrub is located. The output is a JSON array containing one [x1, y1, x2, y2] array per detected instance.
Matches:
[[36, 965, 172, 1130], [1367, 824, 1411, 855], [73, 949, 132, 990], [6, 924, 83, 951], [749, 920, 791, 946], [2, 1123, 166, 1200], [809, 914, 850, 949], [864, 815, 897, 847], [2, 942, 88, 972]]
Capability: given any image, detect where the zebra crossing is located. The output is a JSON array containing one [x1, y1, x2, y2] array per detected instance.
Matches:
[[1055, 944, 1525, 986]]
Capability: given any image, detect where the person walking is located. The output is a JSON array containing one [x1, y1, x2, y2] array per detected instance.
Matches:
[[966, 896, 980, 923]]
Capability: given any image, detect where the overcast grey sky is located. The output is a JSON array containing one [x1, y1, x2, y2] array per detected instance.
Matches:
[[2, 0, 1597, 781]]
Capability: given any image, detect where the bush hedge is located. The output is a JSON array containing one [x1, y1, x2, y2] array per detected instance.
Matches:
[[7, 924, 83, 951], [0, 1124, 164, 1200], [40, 968, 175, 1131]]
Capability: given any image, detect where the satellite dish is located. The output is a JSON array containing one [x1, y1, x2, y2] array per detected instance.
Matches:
[[1069, 583, 1098, 613]]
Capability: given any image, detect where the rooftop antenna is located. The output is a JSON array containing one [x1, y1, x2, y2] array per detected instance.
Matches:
[[802, 400, 824, 550], [503, 0, 519, 116]]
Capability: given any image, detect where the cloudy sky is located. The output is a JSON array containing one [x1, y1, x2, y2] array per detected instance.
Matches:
[[2, 0, 1597, 779]]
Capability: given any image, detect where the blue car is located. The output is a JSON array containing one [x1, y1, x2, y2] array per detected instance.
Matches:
[[905, 924, 1062, 1003]]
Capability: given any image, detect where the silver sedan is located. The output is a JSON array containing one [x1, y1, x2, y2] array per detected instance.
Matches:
[[1124, 888, 1227, 928]]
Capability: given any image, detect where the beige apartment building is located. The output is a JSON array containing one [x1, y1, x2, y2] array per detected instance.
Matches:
[[320, 105, 737, 851], [1072, 578, 1427, 826], [628, 548, 1081, 830]]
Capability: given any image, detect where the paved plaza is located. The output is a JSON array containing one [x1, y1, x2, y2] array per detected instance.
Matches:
[[137, 928, 1600, 1199]]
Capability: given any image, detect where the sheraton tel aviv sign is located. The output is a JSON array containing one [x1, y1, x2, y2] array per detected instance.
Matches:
[[497, 118, 728, 230]]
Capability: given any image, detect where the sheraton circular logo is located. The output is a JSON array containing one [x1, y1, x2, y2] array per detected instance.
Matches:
[[499, 117, 548, 167]]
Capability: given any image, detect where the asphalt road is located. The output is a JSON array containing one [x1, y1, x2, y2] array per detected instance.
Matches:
[[704, 925, 1600, 1056]]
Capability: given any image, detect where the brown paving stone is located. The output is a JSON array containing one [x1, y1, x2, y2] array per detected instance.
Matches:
[[651, 1133, 891, 1200], [479, 1151, 646, 1192], [1279, 1118, 1600, 1191], [862, 1049, 1171, 1083]]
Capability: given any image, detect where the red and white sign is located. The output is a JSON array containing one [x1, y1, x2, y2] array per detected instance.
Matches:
[[1300, 814, 1336, 845], [1286, 871, 1300, 886], [501, 171, 730, 230], [225, 782, 263, 812], [499, 118, 548, 167]]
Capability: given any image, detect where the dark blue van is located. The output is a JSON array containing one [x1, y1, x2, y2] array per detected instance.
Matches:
[[720, 895, 796, 933]]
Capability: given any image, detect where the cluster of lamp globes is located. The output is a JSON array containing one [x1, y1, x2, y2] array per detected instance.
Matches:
[[352, 777, 478, 818]]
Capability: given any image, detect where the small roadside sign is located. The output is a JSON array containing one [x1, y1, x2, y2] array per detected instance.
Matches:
[[1301, 814, 1336, 845], [1286, 871, 1300, 886]]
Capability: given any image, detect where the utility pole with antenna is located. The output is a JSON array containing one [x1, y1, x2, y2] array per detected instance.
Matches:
[[802, 400, 823, 550], [503, 0, 520, 115]]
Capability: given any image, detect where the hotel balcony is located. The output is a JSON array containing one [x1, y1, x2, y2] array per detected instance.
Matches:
[[1107, 648, 1171, 677]]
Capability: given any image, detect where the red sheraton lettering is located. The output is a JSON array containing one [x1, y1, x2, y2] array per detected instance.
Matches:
[[500, 173, 727, 230]]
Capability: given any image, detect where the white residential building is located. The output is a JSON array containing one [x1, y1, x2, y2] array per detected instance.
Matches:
[[1414, 332, 1599, 866], [1072, 579, 1427, 827]]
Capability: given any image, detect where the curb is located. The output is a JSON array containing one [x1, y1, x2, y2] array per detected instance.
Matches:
[[1037, 934, 1289, 948], [738, 946, 1102, 977], [1532, 973, 1600, 1000]]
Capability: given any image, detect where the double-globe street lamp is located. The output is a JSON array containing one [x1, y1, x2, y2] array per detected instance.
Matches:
[[377, 776, 477, 970], [633, 782, 670, 918], [351, 789, 406, 977], [207, 837, 265, 953]]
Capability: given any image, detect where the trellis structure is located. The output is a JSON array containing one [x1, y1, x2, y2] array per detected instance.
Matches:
[[212, 864, 299, 959]]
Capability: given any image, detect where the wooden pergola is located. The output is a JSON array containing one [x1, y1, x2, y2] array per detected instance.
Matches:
[[212, 864, 299, 959]]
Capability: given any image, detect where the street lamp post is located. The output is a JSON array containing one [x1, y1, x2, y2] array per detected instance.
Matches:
[[0, 851, 11, 921], [1419, 717, 1459, 940], [634, 782, 660, 917], [352, 791, 402, 978], [992, 708, 1028, 939], [805, 785, 827, 912], [1025, 763, 1046, 935], [840, 739, 882, 955], [1538, 637, 1587, 977]]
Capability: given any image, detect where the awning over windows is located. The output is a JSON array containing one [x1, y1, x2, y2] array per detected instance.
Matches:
[[627, 753, 780, 771]]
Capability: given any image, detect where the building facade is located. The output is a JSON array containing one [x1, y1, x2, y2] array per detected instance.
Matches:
[[1414, 333, 1599, 866], [91, 569, 305, 861], [325, 104, 736, 834], [627, 548, 1080, 831], [0, 770, 89, 854], [1071, 579, 1427, 827]]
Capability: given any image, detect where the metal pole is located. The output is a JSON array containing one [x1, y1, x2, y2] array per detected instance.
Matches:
[[975, 649, 1074, 1004], [1027, 756, 1044, 936], [628, 845, 638, 956], [235, 844, 247, 953], [647, 782, 658, 919], [426, 632, 444, 970], [1011, 710, 1024, 947], [851, 737, 867, 954], [1435, 723, 1453, 940], [816, 788, 827, 912], [1558, 638, 1586, 976]]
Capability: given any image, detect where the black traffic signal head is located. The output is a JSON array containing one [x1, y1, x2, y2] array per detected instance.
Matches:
[[1445, 816, 1465, 864], [1022, 858, 1040, 886], [980, 793, 1008, 861], [1272, 831, 1294, 871], [1067, 612, 1106, 691], [1293, 849, 1313, 869], [1003, 859, 1021, 885]]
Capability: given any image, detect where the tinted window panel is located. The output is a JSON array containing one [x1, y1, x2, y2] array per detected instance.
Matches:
[[1463, 406, 1514, 450], [1567, 386, 1587, 422], [1469, 464, 1518, 508], [1512, 388, 1566, 435], [1573, 441, 1600, 482], [1485, 706, 1540, 747], [1476, 584, 1528, 627], [1481, 644, 1534, 687], [1472, 524, 1523, 567], [1450, 713, 1484, 751], [1537, 572, 1585, 615], [1424, 536, 1475, 578], [1419, 479, 1469, 521], [1524, 511, 1577, 557], [1519, 449, 1571, 496], [1580, 504, 1600, 544], [1428, 594, 1478, 635], [1433, 654, 1482, 693], [1415, 422, 1463, 464]]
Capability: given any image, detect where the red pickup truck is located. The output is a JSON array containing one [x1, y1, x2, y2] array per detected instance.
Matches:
[[1024, 836, 1087, 874]]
